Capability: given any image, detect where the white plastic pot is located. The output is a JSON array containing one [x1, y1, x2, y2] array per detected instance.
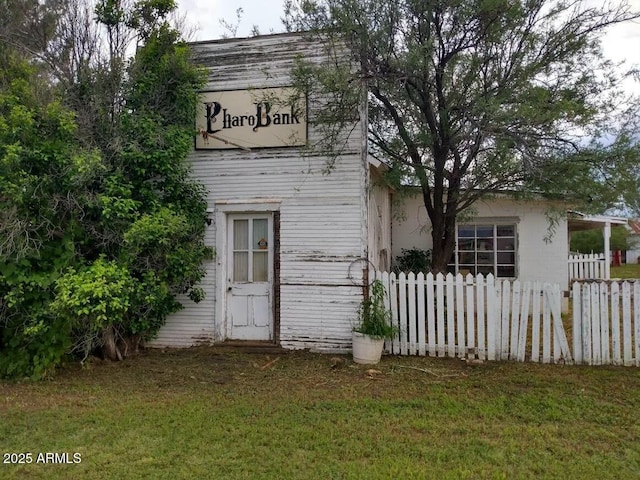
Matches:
[[352, 331, 385, 364]]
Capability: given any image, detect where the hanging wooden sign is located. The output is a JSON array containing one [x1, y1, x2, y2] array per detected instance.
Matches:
[[196, 87, 307, 150]]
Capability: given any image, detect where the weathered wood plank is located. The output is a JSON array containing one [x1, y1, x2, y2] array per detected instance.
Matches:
[[436, 273, 446, 357], [407, 272, 417, 355], [399, 272, 408, 355], [611, 281, 621, 365], [572, 282, 582, 364], [500, 280, 511, 360], [426, 273, 436, 357], [477, 274, 486, 361], [517, 282, 531, 362], [486, 274, 497, 361], [446, 273, 456, 358], [531, 281, 541, 363], [416, 272, 426, 356], [623, 281, 632, 366], [456, 273, 465, 358], [510, 280, 521, 361], [466, 274, 475, 357]]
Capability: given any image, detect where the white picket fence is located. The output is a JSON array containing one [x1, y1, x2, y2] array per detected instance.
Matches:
[[572, 281, 640, 366], [375, 271, 571, 364], [568, 253, 606, 280], [375, 271, 640, 366]]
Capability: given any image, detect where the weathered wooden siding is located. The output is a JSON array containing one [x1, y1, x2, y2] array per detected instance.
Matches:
[[151, 33, 367, 350]]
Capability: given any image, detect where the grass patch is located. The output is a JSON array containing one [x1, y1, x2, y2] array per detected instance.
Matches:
[[611, 264, 640, 279], [2, 348, 640, 479]]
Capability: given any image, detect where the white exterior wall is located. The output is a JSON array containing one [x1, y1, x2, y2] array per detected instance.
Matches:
[[152, 34, 367, 350], [392, 194, 569, 289]]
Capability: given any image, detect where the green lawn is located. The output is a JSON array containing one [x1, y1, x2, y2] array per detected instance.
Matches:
[[2, 348, 640, 479], [611, 263, 640, 279]]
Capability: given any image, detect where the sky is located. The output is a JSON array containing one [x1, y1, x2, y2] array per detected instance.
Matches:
[[176, 0, 640, 92]]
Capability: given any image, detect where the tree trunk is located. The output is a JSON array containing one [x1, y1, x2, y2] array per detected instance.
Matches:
[[101, 325, 123, 361], [429, 207, 457, 274]]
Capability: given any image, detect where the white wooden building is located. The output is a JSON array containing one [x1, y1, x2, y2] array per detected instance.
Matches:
[[152, 33, 625, 351], [151, 33, 391, 351]]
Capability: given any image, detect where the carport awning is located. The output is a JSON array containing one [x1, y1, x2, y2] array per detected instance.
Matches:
[[568, 212, 627, 232], [567, 211, 628, 280]]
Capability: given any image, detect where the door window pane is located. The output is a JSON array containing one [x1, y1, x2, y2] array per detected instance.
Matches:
[[234, 220, 248, 250], [234, 252, 248, 281], [253, 252, 268, 282], [253, 219, 268, 250]]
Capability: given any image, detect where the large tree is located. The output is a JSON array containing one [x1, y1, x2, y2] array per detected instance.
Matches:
[[284, 0, 640, 272]]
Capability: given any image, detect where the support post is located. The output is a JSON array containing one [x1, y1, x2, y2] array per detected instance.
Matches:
[[603, 222, 611, 280]]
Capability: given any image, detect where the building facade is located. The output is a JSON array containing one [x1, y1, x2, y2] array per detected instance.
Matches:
[[151, 33, 388, 351]]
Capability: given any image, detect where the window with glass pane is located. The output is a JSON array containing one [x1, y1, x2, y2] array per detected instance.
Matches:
[[252, 219, 268, 282], [233, 219, 249, 282], [448, 223, 517, 278]]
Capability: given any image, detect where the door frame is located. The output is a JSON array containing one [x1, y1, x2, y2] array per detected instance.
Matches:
[[226, 212, 273, 341], [214, 200, 281, 344]]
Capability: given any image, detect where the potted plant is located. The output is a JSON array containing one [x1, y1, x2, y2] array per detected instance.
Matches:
[[352, 280, 397, 364]]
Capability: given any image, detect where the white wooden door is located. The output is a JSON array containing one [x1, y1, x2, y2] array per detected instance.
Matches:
[[227, 214, 273, 341]]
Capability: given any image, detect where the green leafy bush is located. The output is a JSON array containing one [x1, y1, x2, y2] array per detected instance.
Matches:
[[51, 258, 135, 360], [395, 248, 432, 273]]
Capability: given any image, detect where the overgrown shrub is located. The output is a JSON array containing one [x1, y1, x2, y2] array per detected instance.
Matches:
[[51, 258, 135, 360], [0, 5, 211, 378], [394, 248, 432, 273]]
